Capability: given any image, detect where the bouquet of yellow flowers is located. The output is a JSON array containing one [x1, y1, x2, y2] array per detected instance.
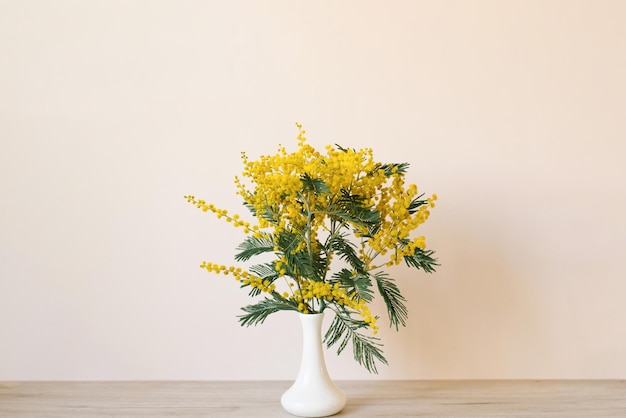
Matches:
[[185, 123, 438, 373]]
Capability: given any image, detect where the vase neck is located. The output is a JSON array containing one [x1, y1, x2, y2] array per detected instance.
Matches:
[[296, 312, 328, 378]]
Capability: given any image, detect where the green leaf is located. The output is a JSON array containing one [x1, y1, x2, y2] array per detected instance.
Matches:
[[334, 144, 353, 153], [373, 271, 408, 330], [275, 230, 303, 255], [245, 263, 280, 297], [407, 193, 428, 214], [300, 173, 330, 194], [331, 268, 374, 303], [333, 190, 381, 227], [324, 310, 388, 374], [276, 230, 327, 281], [238, 294, 299, 327], [244, 194, 280, 224], [234, 235, 276, 262], [326, 232, 366, 274], [243, 202, 257, 217], [403, 247, 438, 273], [376, 162, 410, 176]]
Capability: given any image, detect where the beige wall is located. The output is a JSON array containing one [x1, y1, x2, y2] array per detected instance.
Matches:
[[1, 0, 625, 380]]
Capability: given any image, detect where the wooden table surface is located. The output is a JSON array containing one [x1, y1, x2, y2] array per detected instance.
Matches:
[[1, 380, 625, 417]]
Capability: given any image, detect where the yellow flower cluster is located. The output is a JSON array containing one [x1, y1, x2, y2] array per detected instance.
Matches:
[[198, 260, 380, 333], [200, 261, 277, 293], [293, 279, 379, 334], [369, 179, 436, 267], [185, 195, 258, 235], [235, 125, 387, 238]]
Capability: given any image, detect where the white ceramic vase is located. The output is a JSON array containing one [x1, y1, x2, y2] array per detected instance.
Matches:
[[281, 312, 347, 417]]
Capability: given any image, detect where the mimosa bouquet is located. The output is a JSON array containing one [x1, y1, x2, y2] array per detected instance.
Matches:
[[185, 123, 438, 373]]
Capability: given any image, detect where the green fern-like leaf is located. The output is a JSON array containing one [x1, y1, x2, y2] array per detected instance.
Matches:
[[332, 190, 380, 227], [275, 230, 303, 255], [331, 268, 374, 303], [324, 310, 387, 374], [407, 193, 428, 214], [244, 195, 281, 225], [376, 162, 410, 176], [326, 232, 366, 274], [373, 271, 408, 330], [243, 202, 257, 217], [403, 247, 438, 273], [276, 230, 329, 282], [300, 173, 330, 195], [234, 235, 275, 262], [334, 144, 354, 153], [239, 294, 299, 327], [245, 263, 280, 297]]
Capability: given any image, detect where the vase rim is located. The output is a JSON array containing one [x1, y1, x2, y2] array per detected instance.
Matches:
[[298, 311, 324, 317]]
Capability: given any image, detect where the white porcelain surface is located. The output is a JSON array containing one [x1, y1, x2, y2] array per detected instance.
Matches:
[[281, 312, 347, 417]]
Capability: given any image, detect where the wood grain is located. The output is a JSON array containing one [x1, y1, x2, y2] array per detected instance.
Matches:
[[1, 380, 625, 417]]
